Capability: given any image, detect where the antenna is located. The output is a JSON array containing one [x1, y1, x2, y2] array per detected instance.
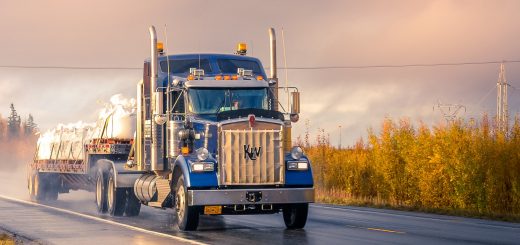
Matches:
[[435, 100, 466, 124], [497, 63, 509, 132], [281, 28, 289, 112], [164, 24, 170, 85]]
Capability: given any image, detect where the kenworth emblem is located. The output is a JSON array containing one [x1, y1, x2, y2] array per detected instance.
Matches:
[[244, 145, 262, 160], [248, 114, 256, 128]]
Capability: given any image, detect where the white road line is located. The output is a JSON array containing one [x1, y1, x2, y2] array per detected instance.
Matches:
[[0, 194, 207, 245]]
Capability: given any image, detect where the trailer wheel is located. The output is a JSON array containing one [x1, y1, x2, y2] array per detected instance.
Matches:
[[28, 172, 35, 198], [282, 203, 309, 229], [124, 188, 141, 217], [30, 172, 47, 202], [45, 174, 59, 201], [107, 168, 126, 216], [95, 168, 108, 213], [174, 175, 199, 231]]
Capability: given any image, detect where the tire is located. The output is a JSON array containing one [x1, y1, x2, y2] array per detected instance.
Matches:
[[174, 175, 199, 231], [283, 203, 309, 229], [124, 188, 141, 217], [95, 168, 108, 213], [28, 172, 36, 201], [31, 172, 47, 202], [107, 168, 126, 216], [45, 174, 59, 201]]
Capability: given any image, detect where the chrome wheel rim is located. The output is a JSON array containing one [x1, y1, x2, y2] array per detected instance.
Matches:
[[108, 177, 114, 210], [176, 186, 185, 221], [96, 175, 102, 207], [34, 174, 40, 197], [28, 174, 34, 196]]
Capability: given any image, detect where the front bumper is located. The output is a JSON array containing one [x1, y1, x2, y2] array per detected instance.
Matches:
[[187, 187, 315, 206]]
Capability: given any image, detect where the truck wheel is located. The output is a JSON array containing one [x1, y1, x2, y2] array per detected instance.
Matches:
[[124, 188, 141, 217], [175, 175, 199, 231], [107, 168, 126, 216], [283, 203, 309, 229], [96, 168, 108, 213], [45, 174, 59, 201], [31, 172, 47, 202], [28, 172, 35, 199]]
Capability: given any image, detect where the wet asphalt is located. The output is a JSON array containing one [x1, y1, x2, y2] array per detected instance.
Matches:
[[0, 189, 519, 245]]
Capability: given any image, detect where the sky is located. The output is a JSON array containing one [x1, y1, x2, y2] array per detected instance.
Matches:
[[0, 0, 519, 146]]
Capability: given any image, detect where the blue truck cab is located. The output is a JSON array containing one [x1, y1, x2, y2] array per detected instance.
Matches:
[[132, 27, 314, 231]]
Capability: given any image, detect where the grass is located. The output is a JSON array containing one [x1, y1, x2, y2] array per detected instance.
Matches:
[[0, 233, 15, 245]]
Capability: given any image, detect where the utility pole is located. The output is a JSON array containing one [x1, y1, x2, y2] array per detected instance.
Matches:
[[435, 101, 466, 124], [338, 125, 342, 149], [497, 63, 509, 132]]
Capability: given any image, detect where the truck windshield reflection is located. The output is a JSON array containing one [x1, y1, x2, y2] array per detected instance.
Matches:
[[188, 88, 268, 114]]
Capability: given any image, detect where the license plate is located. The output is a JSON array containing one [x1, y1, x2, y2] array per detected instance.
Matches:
[[204, 205, 222, 215]]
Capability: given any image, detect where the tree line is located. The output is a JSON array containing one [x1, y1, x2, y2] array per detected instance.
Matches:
[[0, 103, 38, 170], [302, 116, 520, 220]]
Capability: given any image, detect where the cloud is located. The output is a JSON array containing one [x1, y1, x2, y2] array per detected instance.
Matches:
[[0, 0, 519, 145]]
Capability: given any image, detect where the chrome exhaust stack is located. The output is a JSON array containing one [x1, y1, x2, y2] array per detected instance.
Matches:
[[269, 28, 279, 111], [149, 26, 164, 171]]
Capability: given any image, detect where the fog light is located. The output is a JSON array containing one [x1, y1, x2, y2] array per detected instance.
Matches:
[[191, 162, 214, 172], [287, 161, 308, 170]]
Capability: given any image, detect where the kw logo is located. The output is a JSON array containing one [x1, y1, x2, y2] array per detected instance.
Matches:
[[244, 145, 262, 160]]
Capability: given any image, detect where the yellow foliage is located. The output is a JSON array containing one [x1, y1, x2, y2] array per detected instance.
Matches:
[[306, 116, 520, 218]]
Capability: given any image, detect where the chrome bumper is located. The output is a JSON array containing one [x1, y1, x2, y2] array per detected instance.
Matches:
[[187, 187, 315, 206]]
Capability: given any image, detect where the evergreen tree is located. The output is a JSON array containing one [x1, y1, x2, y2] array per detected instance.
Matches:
[[7, 103, 21, 139], [24, 114, 38, 136]]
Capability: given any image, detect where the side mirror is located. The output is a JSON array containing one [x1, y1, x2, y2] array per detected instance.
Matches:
[[291, 91, 300, 114]]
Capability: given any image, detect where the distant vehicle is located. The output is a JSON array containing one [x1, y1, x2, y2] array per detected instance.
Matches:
[[28, 26, 314, 231]]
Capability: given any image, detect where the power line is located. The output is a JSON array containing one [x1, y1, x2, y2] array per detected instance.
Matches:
[[272, 60, 520, 70], [0, 65, 141, 70], [0, 59, 520, 71]]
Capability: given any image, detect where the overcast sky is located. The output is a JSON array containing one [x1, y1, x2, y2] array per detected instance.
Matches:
[[1, 0, 519, 146]]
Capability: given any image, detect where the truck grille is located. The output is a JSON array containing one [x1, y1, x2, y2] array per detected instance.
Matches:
[[219, 129, 284, 185]]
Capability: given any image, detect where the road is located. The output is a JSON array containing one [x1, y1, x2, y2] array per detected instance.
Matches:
[[0, 189, 519, 245], [0, 170, 519, 245]]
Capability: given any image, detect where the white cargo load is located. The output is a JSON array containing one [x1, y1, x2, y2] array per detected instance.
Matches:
[[35, 94, 136, 161]]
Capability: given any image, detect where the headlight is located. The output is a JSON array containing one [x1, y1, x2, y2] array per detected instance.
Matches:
[[287, 161, 308, 170], [196, 147, 210, 161], [290, 146, 303, 160], [191, 162, 214, 172]]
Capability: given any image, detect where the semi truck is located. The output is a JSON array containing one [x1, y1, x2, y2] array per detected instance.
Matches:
[[27, 26, 314, 231]]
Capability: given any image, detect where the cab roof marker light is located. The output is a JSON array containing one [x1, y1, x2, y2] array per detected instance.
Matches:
[[189, 68, 205, 77], [237, 68, 253, 77]]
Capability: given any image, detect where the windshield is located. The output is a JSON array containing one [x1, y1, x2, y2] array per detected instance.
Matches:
[[188, 88, 268, 114], [160, 59, 212, 74]]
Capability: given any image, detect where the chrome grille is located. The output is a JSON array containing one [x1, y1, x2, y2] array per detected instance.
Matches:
[[219, 129, 284, 185]]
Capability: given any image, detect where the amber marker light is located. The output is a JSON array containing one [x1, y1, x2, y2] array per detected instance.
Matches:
[[236, 43, 247, 55], [157, 42, 164, 54], [215, 75, 223, 80], [181, 146, 190, 155]]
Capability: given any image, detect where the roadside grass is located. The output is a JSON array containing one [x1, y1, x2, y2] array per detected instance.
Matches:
[[0, 233, 15, 245]]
